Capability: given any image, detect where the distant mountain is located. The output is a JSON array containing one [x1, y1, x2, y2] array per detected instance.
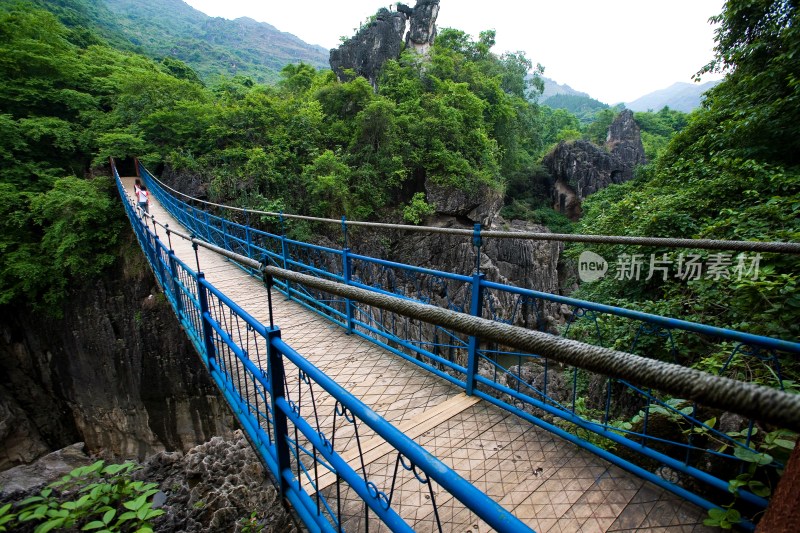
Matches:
[[625, 80, 722, 113], [30, 0, 330, 84], [537, 76, 592, 101]]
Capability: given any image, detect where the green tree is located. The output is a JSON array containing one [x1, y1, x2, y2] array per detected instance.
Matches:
[[571, 0, 800, 346]]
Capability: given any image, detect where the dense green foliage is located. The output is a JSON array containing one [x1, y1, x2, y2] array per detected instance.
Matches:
[[128, 27, 547, 222], [0, 7, 135, 310], [571, 0, 800, 353], [634, 106, 689, 160]]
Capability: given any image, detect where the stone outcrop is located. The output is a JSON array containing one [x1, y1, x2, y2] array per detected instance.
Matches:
[[0, 443, 94, 499], [605, 108, 647, 167], [403, 0, 440, 54], [329, 8, 406, 89], [543, 109, 646, 219], [0, 236, 235, 472], [136, 431, 295, 533], [376, 218, 564, 334], [329, 1, 440, 89], [425, 180, 504, 226]]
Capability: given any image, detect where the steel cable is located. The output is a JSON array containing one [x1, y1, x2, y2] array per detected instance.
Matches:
[[142, 170, 800, 254]]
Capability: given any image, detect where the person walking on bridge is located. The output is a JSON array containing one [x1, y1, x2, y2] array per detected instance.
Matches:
[[137, 184, 149, 214]]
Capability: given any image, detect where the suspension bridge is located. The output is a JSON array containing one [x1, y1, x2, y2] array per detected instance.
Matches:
[[112, 159, 800, 532]]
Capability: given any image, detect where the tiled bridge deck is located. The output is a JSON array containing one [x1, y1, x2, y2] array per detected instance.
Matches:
[[124, 177, 715, 532]]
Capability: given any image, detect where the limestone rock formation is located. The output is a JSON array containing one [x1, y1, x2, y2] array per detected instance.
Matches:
[[404, 0, 440, 54], [382, 218, 564, 334], [329, 1, 440, 89], [425, 180, 504, 225], [606, 108, 647, 169], [543, 109, 646, 219], [0, 443, 93, 500], [0, 433, 294, 533], [329, 8, 406, 89]]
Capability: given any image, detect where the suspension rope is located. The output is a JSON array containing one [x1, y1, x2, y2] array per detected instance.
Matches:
[[150, 216, 800, 432], [141, 170, 800, 254]]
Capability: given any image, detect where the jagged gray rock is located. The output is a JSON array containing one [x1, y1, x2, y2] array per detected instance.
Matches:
[[405, 0, 440, 54], [0, 443, 93, 500], [1, 434, 294, 533], [329, 1, 440, 89], [425, 180, 504, 225], [605, 108, 647, 169], [543, 109, 646, 219], [329, 8, 406, 89]]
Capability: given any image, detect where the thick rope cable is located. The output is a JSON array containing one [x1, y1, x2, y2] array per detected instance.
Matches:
[[262, 266, 800, 433], [141, 169, 800, 254], [144, 213, 800, 433]]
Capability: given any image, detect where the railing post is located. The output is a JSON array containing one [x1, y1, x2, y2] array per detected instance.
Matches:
[[203, 210, 212, 243], [342, 247, 354, 334], [279, 212, 291, 300], [168, 250, 183, 317], [196, 273, 216, 368], [222, 217, 229, 251], [266, 326, 291, 497], [244, 209, 252, 260], [152, 236, 168, 290], [466, 223, 484, 396], [466, 272, 485, 396]]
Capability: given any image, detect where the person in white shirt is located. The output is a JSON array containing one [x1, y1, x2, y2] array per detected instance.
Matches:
[[137, 185, 149, 214]]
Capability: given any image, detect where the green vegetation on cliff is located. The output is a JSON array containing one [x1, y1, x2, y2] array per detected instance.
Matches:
[[571, 0, 800, 347]]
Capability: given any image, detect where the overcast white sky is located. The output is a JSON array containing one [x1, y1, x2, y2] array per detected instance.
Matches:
[[181, 0, 725, 104]]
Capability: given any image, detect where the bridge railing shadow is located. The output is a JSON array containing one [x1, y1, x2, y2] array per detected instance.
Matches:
[[133, 161, 800, 529]]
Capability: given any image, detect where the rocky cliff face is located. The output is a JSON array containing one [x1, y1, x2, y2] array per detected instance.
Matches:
[[330, 1, 440, 89], [0, 237, 234, 472], [543, 109, 646, 219]]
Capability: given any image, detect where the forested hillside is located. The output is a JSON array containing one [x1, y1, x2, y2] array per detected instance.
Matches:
[[22, 0, 329, 83]]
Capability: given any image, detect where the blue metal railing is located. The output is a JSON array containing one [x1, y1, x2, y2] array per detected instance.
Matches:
[[136, 161, 800, 527], [114, 163, 531, 532]]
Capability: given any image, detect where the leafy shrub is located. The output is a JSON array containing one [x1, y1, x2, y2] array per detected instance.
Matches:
[[402, 192, 435, 224], [1, 460, 164, 533]]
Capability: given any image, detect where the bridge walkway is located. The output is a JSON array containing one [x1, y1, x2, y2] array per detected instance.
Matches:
[[123, 177, 714, 532]]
